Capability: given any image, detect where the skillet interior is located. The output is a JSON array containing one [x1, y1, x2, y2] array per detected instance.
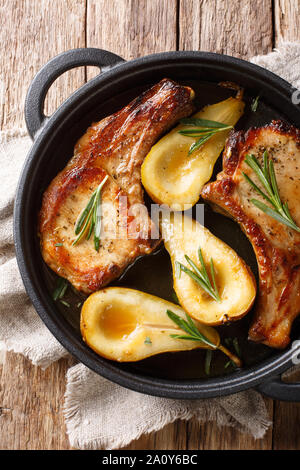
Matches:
[[16, 54, 300, 396]]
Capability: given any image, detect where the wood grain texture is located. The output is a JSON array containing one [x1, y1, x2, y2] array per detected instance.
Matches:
[[86, 0, 177, 61], [85, 0, 177, 81], [179, 0, 273, 58], [0, 352, 75, 450], [1, 0, 300, 451], [274, 0, 300, 43], [273, 401, 300, 449], [0, 0, 86, 129]]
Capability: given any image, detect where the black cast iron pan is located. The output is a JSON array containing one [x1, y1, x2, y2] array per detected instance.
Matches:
[[14, 48, 300, 400]]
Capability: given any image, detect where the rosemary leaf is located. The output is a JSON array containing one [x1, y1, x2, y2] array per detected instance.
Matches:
[[242, 172, 274, 206], [251, 199, 300, 232], [73, 175, 109, 250], [245, 154, 273, 196], [52, 277, 68, 301], [178, 128, 217, 135], [166, 309, 198, 338], [179, 126, 232, 138], [170, 334, 203, 341], [251, 95, 260, 112], [269, 159, 281, 206], [205, 349, 213, 375], [187, 132, 214, 155], [176, 249, 221, 303], [243, 152, 300, 232], [180, 118, 230, 128], [74, 192, 97, 235], [197, 248, 210, 283], [179, 118, 233, 155], [233, 338, 241, 357], [185, 254, 207, 283], [167, 311, 242, 368], [177, 263, 220, 302], [73, 207, 95, 246], [94, 185, 103, 252], [166, 310, 217, 349], [86, 219, 94, 240], [210, 259, 220, 300]]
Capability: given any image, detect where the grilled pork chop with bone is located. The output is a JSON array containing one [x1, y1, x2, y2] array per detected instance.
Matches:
[[202, 121, 300, 349], [39, 79, 194, 293]]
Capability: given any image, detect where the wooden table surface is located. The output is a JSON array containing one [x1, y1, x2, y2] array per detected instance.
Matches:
[[0, 0, 300, 450]]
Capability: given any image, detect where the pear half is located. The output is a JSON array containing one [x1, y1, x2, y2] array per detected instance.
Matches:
[[80, 287, 221, 362], [141, 96, 244, 211], [161, 213, 256, 325]]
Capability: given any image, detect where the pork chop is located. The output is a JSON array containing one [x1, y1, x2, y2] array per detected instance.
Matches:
[[39, 79, 194, 293], [201, 121, 300, 348]]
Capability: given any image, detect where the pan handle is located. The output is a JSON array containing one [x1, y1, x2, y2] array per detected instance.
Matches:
[[257, 346, 300, 401], [257, 375, 300, 402], [25, 48, 125, 139]]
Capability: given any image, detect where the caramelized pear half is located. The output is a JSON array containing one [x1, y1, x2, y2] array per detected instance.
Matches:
[[141, 96, 244, 210], [80, 287, 221, 362], [162, 213, 256, 325]]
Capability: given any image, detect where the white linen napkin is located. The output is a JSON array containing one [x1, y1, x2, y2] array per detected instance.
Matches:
[[1, 43, 299, 449]]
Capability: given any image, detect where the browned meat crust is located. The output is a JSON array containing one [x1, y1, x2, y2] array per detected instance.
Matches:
[[39, 79, 194, 293], [202, 120, 300, 348]]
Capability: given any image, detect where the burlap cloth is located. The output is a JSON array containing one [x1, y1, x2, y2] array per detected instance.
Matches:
[[1, 43, 299, 449]]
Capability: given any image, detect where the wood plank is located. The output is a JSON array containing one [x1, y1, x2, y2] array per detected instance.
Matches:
[[274, 0, 300, 43], [179, 0, 273, 58], [272, 0, 300, 451], [87, 0, 177, 59], [0, 352, 75, 449], [273, 401, 300, 449], [86, 0, 177, 80], [0, 0, 86, 130]]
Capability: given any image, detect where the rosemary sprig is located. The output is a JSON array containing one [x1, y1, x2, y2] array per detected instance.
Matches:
[[166, 310, 242, 368], [243, 152, 300, 232], [179, 118, 233, 155], [232, 337, 241, 357], [251, 95, 260, 112], [166, 309, 218, 348], [205, 349, 213, 375], [73, 175, 109, 251], [175, 248, 221, 303], [225, 360, 236, 369], [52, 277, 68, 301]]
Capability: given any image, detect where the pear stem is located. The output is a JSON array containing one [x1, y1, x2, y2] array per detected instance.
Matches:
[[218, 344, 242, 368]]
